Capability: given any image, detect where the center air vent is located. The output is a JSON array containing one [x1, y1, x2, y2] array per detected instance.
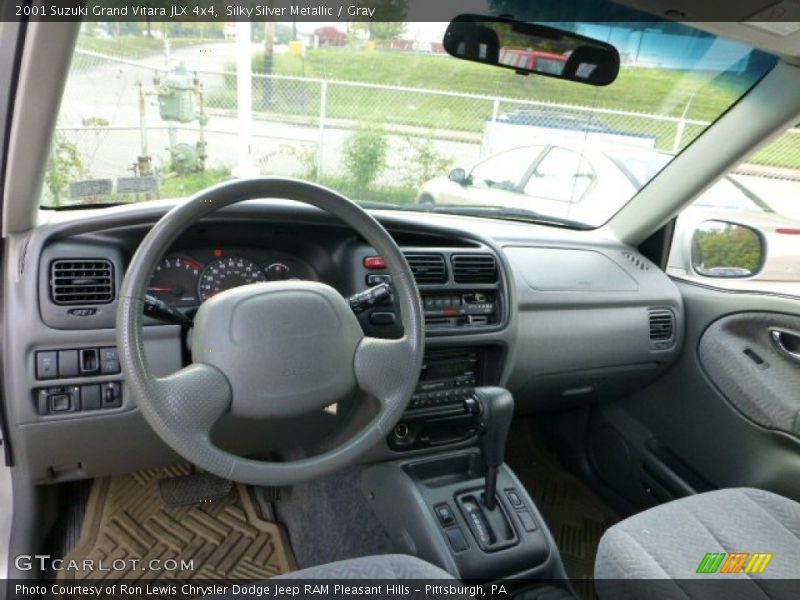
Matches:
[[50, 259, 115, 305], [404, 253, 447, 284], [452, 254, 497, 284], [649, 309, 675, 345]]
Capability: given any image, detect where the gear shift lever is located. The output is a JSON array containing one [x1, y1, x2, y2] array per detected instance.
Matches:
[[466, 387, 514, 510]]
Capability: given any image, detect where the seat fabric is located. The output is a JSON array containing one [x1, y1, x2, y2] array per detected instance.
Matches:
[[595, 488, 800, 598]]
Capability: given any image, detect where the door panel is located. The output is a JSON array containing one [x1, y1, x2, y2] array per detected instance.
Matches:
[[698, 312, 800, 438], [593, 281, 800, 506]]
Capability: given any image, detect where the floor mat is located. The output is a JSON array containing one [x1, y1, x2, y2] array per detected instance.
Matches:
[[60, 465, 295, 580], [507, 420, 619, 598]]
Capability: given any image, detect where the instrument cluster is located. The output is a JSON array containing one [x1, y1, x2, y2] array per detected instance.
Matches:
[[147, 247, 318, 308]]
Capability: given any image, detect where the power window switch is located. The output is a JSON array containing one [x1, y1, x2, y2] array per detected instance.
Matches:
[[434, 503, 456, 527], [445, 527, 469, 553], [506, 488, 524, 509], [517, 510, 538, 532], [36, 351, 58, 379]]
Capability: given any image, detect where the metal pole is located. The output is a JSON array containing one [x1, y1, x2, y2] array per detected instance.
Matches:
[[672, 94, 694, 154], [233, 21, 257, 178], [491, 98, 500, 122], [316, 80, 327, 183]]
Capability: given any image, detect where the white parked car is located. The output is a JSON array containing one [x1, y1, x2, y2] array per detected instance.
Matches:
[[417, 141, 800, 281]]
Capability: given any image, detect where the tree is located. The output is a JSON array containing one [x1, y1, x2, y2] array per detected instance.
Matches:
[[401, 135, 452, 188], [350, 0, 407, 44], [45, 133, 85, 207], [342, 128, 388, 190]]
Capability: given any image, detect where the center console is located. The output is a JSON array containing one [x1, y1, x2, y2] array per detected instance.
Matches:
[[388, 346, 504, 451], [363, 450, 565, 581], [364, 387, 567, 583]]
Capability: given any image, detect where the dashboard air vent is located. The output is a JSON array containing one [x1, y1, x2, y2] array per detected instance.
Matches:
[[452, 254, 497, 284], [50, 259, 115, 305], [404, 253, 447, 284], [649, 309, 675, 342], [622, 251, 650, 271]]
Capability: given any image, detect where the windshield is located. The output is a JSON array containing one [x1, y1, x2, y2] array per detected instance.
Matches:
[[43, 16, 776, 228], [606, 149, 771, 212]]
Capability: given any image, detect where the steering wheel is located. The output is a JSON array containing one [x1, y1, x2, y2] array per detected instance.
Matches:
[[117, 178, 424, 485]]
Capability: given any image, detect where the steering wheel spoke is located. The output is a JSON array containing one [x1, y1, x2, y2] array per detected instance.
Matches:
[[153, 363, 232, 434], [355, 335, 418, 424]]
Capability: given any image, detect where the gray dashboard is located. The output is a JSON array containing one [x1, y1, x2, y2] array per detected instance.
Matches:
[[3, 200, 684, 483]]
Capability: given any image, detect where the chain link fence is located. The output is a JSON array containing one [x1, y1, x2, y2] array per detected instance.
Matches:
[[48, 47, 800, 207]]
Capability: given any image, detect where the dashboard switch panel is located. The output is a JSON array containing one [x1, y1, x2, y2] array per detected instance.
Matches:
[[35, 347, 120, 380], [35, 382, 121, 415]]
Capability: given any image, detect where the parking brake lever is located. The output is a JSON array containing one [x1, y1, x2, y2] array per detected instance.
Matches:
[[466, 387, 514, 510]]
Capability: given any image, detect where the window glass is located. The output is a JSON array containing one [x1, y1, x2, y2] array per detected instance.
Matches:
[[524, 147, 593, 202], [667, 127, 800, 295], [470, 146, 540, 191]]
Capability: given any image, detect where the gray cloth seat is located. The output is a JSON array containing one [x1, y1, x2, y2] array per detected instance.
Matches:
[[274, 554, 456, 580], [595, 488, 800, 598]]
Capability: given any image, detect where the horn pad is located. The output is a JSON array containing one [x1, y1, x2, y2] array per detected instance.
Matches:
[[190, 281, 364, 419]]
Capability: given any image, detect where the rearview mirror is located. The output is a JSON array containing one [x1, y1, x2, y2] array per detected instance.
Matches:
[[443, 14, 620, 86], [691, 220, 765, 278]]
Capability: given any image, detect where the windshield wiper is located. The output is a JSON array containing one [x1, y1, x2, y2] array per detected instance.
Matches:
[[356, 200, 409, 210], [417, 204, 594, 230], [47, 202, 128, 210]]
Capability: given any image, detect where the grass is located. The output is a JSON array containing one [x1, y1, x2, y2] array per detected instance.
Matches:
[[204, 47, 771, 156], [156, 168, 416, 204], [76, 36, 210, 59], [318, 175, 417, 204], [160, 168, 231, 198], [272, 48, 757, 122]]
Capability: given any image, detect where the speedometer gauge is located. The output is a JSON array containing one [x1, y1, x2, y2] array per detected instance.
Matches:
[[198, 257, 266, 301]]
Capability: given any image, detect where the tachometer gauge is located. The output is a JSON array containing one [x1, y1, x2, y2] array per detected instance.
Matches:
[[266, 262, 291, 281], [198, 256, 266, 301], [148, 256, 202, 307]]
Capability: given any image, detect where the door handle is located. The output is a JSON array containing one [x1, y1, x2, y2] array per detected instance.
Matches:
[[770, 328, 800, 363]]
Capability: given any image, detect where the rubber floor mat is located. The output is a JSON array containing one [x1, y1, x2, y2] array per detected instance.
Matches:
[[60, 465, 295, 580], [507, 421, 618, 598]]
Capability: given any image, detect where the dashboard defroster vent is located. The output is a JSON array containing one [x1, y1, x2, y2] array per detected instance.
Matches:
[[404, 253, 447, 284], [452, 254, 497, 284], [50, 259, 115, 305], [622, 251, 651, 271], [649, 309, 675, 343]]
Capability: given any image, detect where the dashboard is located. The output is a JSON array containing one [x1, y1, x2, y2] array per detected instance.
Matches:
[[148, 248, 318, 308], [6, 199, 685, 483]]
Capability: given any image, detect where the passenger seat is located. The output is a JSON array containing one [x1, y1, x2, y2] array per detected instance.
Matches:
[[595, 488, 800, 595]]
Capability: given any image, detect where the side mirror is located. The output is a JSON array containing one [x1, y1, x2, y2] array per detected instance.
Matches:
[[448, 168, 468, 185], [691, 220, 765, 278]]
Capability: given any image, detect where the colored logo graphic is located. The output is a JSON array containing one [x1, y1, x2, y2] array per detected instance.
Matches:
[[696, 552, 773, 574]]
